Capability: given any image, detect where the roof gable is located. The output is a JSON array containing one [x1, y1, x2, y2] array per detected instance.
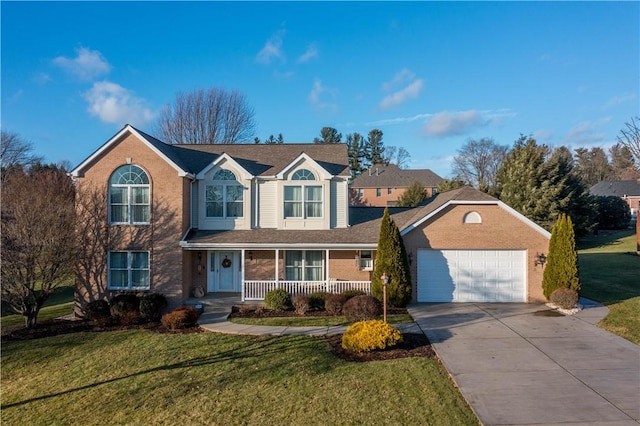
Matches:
[[196, 153, 253, 180], [71, 124, 193, 178], [276, 153, 333, 180], [399, 186, 551, 239]]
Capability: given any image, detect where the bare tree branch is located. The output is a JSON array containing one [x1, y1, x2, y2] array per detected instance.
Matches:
[[617, 116, 640, 171]]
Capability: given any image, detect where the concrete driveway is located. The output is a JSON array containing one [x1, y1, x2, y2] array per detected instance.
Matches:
[[407, 301, 640, 425]]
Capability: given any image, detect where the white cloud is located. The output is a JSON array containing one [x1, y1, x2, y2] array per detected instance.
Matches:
[[256, 30, 286, 64], [564, 120, 607, 145], [532, 129, 554, 142], [32, 72, 51, 85], [378, 69, 424, 110], [423, 109, 515, 138], [53, 47, 111, 81], [297, 44, 318, 63], [308, 78, 338, 112], [603, 93, 637, 110], [84, 81, 154, 126]]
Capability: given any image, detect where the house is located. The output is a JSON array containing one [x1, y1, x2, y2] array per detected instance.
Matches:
[[71, 125, 550, 314], [590, 180, 640, 217], [350, 163, 443, 207]]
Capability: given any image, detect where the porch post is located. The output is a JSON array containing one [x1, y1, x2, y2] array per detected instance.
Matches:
[[275, 249, 280, 286], [325, 249, 330, 292], [241, 249, 245, 301]]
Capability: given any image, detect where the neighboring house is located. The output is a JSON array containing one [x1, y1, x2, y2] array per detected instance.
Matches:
[[72, 125, 550, 314], [350, 163, 443, 207], [590, 180, 640, 217]]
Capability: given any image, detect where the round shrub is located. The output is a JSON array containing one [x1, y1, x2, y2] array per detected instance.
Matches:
[[109, 293, 140, 318], [324, 293, 346, 316], [342, 295, 382, 322], [85, 300, 111, 321], [264, 288, 293, 311], [341, 289, 366, 301], [292, 294, 310, 315], [550, 288, 579, 310], [139, 293, 168, 321], [341, 320, 403, 353], [308, 291, 329, 310], [161, 307, 199, 330]]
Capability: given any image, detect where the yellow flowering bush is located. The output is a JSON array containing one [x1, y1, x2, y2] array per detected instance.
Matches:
[[341, 319, 403, 353]]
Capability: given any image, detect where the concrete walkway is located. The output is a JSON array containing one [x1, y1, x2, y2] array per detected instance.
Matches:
[[408, 300, 640, 426]]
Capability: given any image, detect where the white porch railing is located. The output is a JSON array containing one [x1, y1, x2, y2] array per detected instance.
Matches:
[[243, 280, 371, 301]]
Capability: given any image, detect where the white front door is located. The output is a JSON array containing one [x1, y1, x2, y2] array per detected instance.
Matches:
[[208, 251, 240, 292]]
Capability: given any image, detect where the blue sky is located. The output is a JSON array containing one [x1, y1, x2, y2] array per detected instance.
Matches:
[[2, 1, 638, 178]]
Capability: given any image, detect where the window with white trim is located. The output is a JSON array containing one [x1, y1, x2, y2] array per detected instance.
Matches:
[[206, 169, 243, 218], [376, 188, 382, 197], [109, 165, 150, 224], [284, 169, 322, 218], [463, 211, 482, 224], [109, 251, 150, 289], [285, 250, 324, 281], [359, 250, 373, 271]]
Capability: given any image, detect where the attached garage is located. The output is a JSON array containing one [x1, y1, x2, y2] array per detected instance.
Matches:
[[417, 249, 527, 303]]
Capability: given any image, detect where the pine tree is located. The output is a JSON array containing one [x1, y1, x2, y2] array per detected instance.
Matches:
[[397, 181, 428, 207], [542, 214, 580, 299], [346, 133, 366, 178], [365, 129, 385, 166], [371, 208, 412, 307]]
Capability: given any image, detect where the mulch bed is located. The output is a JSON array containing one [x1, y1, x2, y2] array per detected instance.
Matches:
[[326, 332, 435, 362]]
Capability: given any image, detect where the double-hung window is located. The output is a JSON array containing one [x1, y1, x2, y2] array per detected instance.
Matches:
[[284, 169, 322, 218], [206, 169, 243, 218], [109, 251, 150, 289], [285, 250, 324, 281], [109, 165, 150, 224]]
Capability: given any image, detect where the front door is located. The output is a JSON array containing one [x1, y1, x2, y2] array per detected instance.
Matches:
[[208, 251, 240, 292]]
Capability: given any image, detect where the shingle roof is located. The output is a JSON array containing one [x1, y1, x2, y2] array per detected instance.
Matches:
[[590, 180, 640, 197], [182, 186, 497, 247], [134, 126, 350, 177], [350, 163, 443, 188]]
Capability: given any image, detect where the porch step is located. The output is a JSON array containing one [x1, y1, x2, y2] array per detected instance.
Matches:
[[183, 292, 261, 313]]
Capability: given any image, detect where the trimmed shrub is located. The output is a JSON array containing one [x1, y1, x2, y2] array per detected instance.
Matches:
[[119, 310, 143, 326], [342, 295, 382, 322], [109, 293, 140, 318], [292, 294, 310, 315], [85, 300, 111, 321], [324, 293, 346, 315], [308, 291, 329, 310], [264, 289, 293, 311], [550, 288, 579, 310], [341, 289, 366, 301], [341, 320, 403, 353], [542, 214, 580, 299], [139, 293, 168, 321], [161, 307, 199, 330]]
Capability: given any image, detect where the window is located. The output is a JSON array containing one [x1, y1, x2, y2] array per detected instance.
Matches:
[[109, 165, 150, 224], [376, 188, 381, 197], [387, 187, 392, 195], [206, 169, 243, 218], [359, 250, 373, 271], [463, 211, 482, 224], [109, 251, 150, 289], [284, 170, 322, 218], [285, 251, 324, 281], [357, 188, 364, 197]]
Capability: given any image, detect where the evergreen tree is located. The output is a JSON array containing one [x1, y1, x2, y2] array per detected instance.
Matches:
[[276, 133, 284, 144], [436, 178, 466, 193], [365, 129, 385, 165], [313, 127, 342, 144], [346, 132, 366, 178], [371, 208, 412, 307], [542, 214, 580, 299], [397, 181, 429, 207]]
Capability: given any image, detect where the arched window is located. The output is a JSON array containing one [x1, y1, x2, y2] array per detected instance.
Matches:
[[206, 169, 243, 218], [285, 169, 322, 218], [291, 169, 315, 180], [109, 165, 150, 224], [463, 211, 482, 224]]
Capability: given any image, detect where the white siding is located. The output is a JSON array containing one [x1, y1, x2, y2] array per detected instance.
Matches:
[[331, 180, 348, 228], [258, 180, 277, 228]]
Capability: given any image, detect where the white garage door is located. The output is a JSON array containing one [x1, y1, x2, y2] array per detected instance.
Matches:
[[417, 249, 526, 302]]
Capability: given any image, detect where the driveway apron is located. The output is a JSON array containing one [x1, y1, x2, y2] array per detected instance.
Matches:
[[408, 302, 640, 426]]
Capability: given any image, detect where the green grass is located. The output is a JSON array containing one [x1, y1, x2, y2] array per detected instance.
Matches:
[[577, 229, 640, 344], [230, 313, 413, 327], [1, 330, 477, 425], [1, 285, 75, 331]]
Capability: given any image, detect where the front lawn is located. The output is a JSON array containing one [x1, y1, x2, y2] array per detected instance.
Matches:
[[577, 229, 640, 344], [1, 285, 75, 332], [1, 330, 477, 425]]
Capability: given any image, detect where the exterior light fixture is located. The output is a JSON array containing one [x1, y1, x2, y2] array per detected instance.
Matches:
[[534, 252, 547, 267]]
